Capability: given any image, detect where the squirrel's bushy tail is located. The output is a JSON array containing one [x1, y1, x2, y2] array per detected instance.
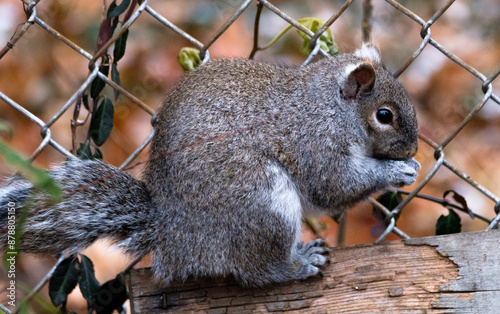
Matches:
[[0, 159, 155, 256]]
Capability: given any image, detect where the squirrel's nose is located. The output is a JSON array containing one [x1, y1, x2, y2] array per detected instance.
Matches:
[[406, 144, 418, 158]]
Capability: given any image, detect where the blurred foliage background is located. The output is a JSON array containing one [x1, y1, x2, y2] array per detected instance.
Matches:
[[0, 0, 499, 312]]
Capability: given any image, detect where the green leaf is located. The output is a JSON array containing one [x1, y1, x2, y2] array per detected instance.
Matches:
[[0, 119, 14, 140], [436, 208, 462, 235], [107, 1, 118, 18], [89, 97, 114, 146], [15, 301, 30, 314], [107, 0, 131, 19], [177, 47, 202, 72], [443, 190, 474, 219], [92, 275, 128, 314], [93, 147, 103, 160], [49, 256, 81, 308], [0, 141, 62, 203], [76, 140, 93, 160], [90, 60, 110, 99], [78, 254, 101, 304], [113, 28, 129, 63], [377, 191, 403, 211], [111, 62, 121, 100], [17, 280, 61, 313], [296, 17, 339, 56]]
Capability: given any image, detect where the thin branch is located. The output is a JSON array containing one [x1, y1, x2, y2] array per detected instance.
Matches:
[[362, 0, 373, 42], [336, 214, 347, 246], [249, 2, 264, 59], [71, 97, 82, 155]]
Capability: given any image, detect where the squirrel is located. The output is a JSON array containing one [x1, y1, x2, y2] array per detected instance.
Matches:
[[0, 44, 419, 287]]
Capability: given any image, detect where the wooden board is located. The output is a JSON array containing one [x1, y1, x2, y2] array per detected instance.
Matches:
[[129, 229, 500, 313]]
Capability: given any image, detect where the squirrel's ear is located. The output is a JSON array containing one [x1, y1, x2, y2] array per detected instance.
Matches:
[[354, 43, 381, 63], [342, 62, 376, 99]]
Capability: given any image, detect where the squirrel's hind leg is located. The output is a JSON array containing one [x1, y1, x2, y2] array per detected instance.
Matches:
[[230, 239, 330, 287]]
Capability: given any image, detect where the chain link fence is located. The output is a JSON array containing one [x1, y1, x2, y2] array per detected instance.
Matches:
[[0, 0, 499, 312]]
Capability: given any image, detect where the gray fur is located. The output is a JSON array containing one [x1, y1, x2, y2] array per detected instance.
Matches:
[[0, 45, 418, 287], [0, 160, 154, 257]]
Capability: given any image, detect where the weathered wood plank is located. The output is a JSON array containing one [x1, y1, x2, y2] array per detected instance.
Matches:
[[129, 229, 500, 313], [406, 231, 500, 292]]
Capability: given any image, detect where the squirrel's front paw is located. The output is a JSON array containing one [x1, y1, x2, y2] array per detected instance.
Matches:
[[387, 158, 420, 187], [293, 239, 330, 279]]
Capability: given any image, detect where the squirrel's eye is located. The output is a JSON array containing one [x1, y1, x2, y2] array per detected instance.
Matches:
[[376, 109, 393, 124]]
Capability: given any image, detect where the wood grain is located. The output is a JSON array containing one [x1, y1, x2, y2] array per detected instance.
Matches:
[[129, 229, 500, 313]]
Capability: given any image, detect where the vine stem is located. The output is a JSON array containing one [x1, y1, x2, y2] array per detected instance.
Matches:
[[249, 2, 263, 59], [397, 190, 492, 224], [121, 255, 145, 276]]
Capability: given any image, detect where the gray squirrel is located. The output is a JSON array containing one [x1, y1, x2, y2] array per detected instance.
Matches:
[[0, 44, 419, 287]]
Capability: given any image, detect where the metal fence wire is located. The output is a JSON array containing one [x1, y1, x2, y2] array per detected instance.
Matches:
[[0, 0, 500, 308]]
